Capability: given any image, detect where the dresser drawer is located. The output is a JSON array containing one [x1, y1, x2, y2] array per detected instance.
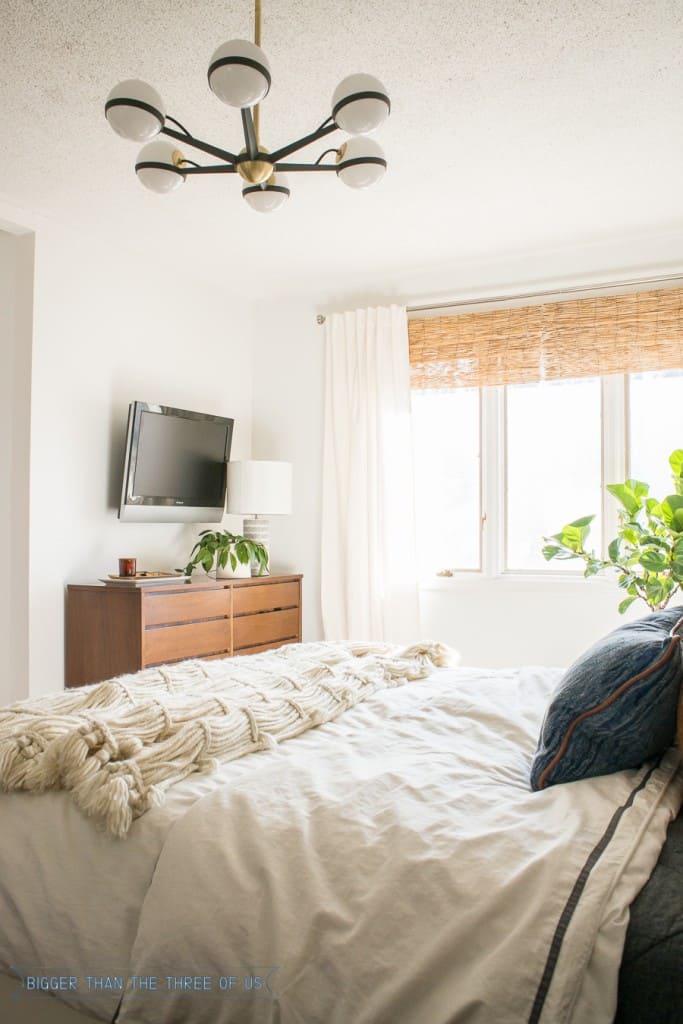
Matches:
[[232, 581, 299, 616], [233, 608, 300, 652], [143, 588, 230, 626], [233, 638, 296, 657], [143, 619, 229, 665]]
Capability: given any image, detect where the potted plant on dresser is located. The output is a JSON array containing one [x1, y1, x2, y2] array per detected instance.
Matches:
[[181, 529, 269, 579]]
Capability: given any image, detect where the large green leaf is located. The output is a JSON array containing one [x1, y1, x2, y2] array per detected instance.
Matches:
[[608, 537, 622, 562], [606, 483, 641, 515], [542, 544, 563, 561], [542, 542, 578, 561], [645, 576, 674, 608], [557, 520, 591, 553], [564, 527, 584, 552], [569, 515, 596, 529], [625, 479, 650, 499], [639, 534, 670, 549], [670, 449, 683, 495], [672, 537, 683, 582], [660, 495, 683, 531], [618, 594, 638, 614], [639, 548, 668, 572]]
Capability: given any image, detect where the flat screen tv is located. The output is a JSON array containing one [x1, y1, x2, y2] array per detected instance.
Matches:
[[119, 401, 234, 523]]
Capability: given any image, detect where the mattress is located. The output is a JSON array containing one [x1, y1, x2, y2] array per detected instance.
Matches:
[[0, 661, 681, 1024]]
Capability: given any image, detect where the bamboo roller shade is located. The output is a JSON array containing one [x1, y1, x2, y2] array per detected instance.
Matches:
[[408, 287, 683, 389]]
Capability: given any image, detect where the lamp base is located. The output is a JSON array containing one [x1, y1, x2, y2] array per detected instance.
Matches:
[[243, 516, 270, 575]]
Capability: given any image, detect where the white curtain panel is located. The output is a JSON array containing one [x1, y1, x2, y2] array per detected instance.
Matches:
[[321, 305, 420, 641]]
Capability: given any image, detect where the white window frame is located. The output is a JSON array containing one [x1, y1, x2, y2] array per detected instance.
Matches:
[[420, 374, 633, 585]]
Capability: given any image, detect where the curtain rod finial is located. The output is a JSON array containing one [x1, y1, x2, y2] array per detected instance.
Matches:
[[316, 314, 326, 325]]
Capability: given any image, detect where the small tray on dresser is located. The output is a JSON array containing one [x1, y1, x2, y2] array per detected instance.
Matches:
[[100, 572, 190, 586]]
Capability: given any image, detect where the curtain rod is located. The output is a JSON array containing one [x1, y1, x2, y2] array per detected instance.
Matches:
[[315, 270, 683, 323]]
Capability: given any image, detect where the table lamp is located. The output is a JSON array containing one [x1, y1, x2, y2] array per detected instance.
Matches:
[[226, 460, 293, 575]]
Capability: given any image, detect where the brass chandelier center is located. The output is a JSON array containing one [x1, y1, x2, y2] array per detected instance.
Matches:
[[236, 147, 274, 185]]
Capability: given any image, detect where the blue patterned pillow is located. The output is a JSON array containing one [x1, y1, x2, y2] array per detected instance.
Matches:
[[530, 608, 683, 790]]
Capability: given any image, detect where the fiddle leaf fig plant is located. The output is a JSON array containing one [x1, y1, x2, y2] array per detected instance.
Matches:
[[542, 449, 683, 614], [180, 529, 269, 578]]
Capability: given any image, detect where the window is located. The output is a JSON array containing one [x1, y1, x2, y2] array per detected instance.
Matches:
[[412, 370, 682, 579], [505, 378, 603, 572], [628, 369, 683, 499], [409, 285, 683, 580], [412, 388, 481, 575]]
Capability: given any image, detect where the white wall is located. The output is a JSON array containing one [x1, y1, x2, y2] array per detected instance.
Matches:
[[4, 212, 682, 694], [25, 223, 253, 696], [419, 577, 646, 667], [252, 232, 683, 667], [0, 230, 33, 704], [0, 232, 17, 703], [251, 298, 324, 642]]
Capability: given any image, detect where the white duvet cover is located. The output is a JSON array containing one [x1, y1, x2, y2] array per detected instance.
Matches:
[[0, 663, 681, 1024]]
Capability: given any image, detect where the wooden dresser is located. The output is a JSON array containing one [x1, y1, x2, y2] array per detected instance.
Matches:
[[66, 574, 302, 688]]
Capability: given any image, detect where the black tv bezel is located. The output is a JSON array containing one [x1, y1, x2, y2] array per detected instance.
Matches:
[[118, 401, 234, 523]]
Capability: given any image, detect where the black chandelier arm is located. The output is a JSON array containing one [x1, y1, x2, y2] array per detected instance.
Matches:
[[164, 114, 193, 137], [315, 114, 335, 132], [160, 125, 239, 165], [269, 120, 339, 164], [315, 148, 340, 166], [241, 109, 259, 159], [182, 164, 237, 175], [273, 162, 338, 173]]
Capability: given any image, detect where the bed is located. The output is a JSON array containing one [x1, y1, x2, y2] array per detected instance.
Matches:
[[0, 642, 681, 1024]]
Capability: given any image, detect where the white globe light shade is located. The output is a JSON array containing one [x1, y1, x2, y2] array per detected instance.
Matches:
[[135, 141, 186, 193], [208, 40, 271, 108], [242, 173, 290, 213], [336, 137, 387, 189], [105, 79, 165, 142], [332, 73, 390, 134]]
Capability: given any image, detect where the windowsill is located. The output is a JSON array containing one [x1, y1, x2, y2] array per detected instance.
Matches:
[[419, 572, 615, 591]]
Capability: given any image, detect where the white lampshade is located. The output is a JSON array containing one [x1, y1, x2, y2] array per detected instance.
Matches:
[[336, 137, 387, 189], [332, 73, 390, 134], [135, 140, 186, 193], [227, 461, 292, 515], [242, 173, 290, 212], [208, 40, 271, 108], [105, 79, 165, 141]]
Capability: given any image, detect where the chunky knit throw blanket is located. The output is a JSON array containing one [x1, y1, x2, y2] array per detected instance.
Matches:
[[0, 640, 455, 838]]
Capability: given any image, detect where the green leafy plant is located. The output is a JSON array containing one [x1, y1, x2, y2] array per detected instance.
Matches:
[[542, 449, 683, 613], [180, 529, 269, 578]]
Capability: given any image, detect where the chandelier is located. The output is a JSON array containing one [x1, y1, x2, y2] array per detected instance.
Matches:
[[104, 0, 390, 213]]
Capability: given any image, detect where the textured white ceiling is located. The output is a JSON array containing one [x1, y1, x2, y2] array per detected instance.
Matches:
[[2, 1, 683, 298]]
